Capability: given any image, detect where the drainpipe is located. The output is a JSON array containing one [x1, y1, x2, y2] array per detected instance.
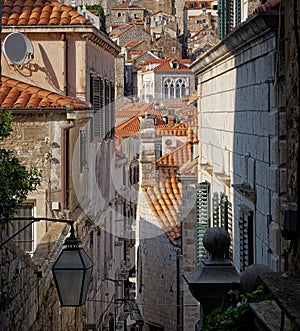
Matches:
[[62, 33, 68, 96], [61, 121, 74, 210]]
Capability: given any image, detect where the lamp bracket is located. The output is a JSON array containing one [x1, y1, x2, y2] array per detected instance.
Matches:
[[0, 217, 75, 248]]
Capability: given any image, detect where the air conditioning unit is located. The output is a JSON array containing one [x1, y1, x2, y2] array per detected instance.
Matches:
[[163, 137, 177, 148]]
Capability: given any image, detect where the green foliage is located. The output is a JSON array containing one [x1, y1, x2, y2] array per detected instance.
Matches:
[[203, 286, 272, 331], [0, 111, 42, 217], [0, 111, 14, 140]]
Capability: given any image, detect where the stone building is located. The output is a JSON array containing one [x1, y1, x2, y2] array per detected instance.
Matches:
[[137, 58, 195, 101], [110, 24, 152, 47], [192, 6, 284, 274], [0, 0, 131, 330], [144, 11, 178, 41], [110, 2, 148, 30], [151, 35, 183, 59]]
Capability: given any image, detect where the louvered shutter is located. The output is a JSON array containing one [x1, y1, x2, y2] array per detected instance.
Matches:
[[196, 182, 210, 266], [104, 80, 110, 138], [213, 192, 219, 227], [220, 193, 228, 229], [110, 82, 115, 137], [239, 205, 254, 271], [93, 77, 101, 140]]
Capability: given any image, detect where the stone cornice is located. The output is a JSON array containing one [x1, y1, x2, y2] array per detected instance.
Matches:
[[191, 12, 281, 75]]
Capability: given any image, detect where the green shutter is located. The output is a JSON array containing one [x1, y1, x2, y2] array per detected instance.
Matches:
[[196, 182, 210, 266], [213, 192, 219, 227], [220, 193, 228, 229]]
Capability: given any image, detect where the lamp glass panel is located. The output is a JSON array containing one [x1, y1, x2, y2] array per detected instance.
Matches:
[[53, 249, 84, 268], [78, 248, 94, 268], [81, 267, 93, 304], [54, 269, 84, 306]]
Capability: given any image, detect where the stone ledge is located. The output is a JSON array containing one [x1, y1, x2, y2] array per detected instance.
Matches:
[[259, 272, 300, 330], [249, 300, 290, 331]]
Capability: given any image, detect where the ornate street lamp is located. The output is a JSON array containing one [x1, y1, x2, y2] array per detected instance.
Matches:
[[0, 217, 93, 307], [52, 222, 93, 306]]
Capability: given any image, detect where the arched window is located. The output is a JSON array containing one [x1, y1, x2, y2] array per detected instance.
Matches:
[[176, 82, 181, 98], [170, 83, 175, 98]]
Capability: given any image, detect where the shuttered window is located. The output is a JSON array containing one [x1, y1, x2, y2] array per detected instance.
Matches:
[[239, 205, 254, 271], [104, 80, 110, 138], [91, 76, 104, 141], [195, 182, 210, 266], [110, 82, 115, 137], [213, 192, 219, 227]]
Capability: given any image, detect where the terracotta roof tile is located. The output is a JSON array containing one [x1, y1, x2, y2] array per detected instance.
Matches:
[[112, 2, 145, 10], [157, 142, 193, 167], [0, 76, 89, 110], [142, 175, 182, 244], [2, 0, 89, 26], [179, 156, 199, 175]]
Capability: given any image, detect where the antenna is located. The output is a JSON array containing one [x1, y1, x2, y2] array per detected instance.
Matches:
[[2, 32, 34, 67]]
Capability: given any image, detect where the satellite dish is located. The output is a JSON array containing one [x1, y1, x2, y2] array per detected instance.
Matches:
[[3, 32, 34, 66]]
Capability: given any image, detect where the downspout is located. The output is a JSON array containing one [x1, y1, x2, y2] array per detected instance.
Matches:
[[61, 121, 74, 210], [62, 32, 68, 96]]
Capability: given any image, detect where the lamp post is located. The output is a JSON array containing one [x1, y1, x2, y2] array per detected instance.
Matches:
[[0, 217, 93, 307]]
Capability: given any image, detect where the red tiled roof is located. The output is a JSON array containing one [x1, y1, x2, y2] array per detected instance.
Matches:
[[142, 174, 182, 244], [110, 25, 133, 37], [115, 102, 166, 138], [0, 76, 89, 110], [112, 2, 145, 10], [2, 0, 89, 26], [179, 156, 199, 175], [157, 142, 193, 167], [121, 40, 144, 48], [139, 58, 191, 72]]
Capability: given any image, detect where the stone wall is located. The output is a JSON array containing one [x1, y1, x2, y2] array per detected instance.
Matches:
[[192, 12, 285, 272], [285, 0, 300, 274], [138, 233, 180, 331], [0, 224, 77, 331]]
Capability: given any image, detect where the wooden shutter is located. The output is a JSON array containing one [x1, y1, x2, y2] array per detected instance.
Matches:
[[92, 77, 101, 140], [195, 182, 210, 266], [213, 192, 219, 227], [239, 205, 254, 271]]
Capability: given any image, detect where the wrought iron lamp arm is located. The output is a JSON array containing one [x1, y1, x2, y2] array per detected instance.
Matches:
[[0, 217, 75, 248]]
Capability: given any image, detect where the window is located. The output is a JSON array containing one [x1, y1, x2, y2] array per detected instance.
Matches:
[[175, 78, 187, 98], [90, 75, 104, 141], [171, 46, 176, 53], [9, 203, 35, 252], [117, 12, 122, 17], [239, 205, 254, 271], [195, 182, 210, 266]]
